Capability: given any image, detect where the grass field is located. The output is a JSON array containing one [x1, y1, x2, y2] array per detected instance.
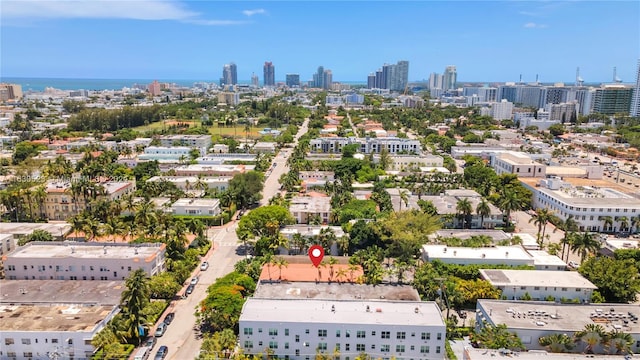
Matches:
[[132, 119, 268, 139]]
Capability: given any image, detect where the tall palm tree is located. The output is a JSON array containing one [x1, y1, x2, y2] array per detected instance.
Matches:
[[608, 330, 634, 355], [398, 189, 409, 211], [456, 198, 473, 229], [120, 269, 150, 345], [272, 257, 289, 280], [538, 333, 574, 353], [631, 216, 640, 234], [558, 216, 579, 262], [574, 324, 608, 354], [327, 256, 339, 282], [570, 232, 601, 263], [616, 216, 629, 233], [291, 233, 308, 255], [498, 189, 526, 228], [600, 216, 614, 233], [476, 199, 491, 229], [529, 208, 556, 247]]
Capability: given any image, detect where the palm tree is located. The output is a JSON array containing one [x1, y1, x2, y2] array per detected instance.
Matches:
[[272, 257, 289, 280], [498, 189, 527, 228], [398, 189, 409, 211], [616, 216, 629, 233], [102, 217, 125, 242], [120, 269, 150, 345], [476, 199, 491, 229], [529, 208, 556, 247], [608, 330, 634, 355], [600, 216, 614, 233], [574, 324, 608, 354], [570, 232, 601, 263], [456, 198, 473, 229], [291, 233, 307, 255], [327, 256, 338, 282], [558, 216, 579, 262], [538, 333, 574, 353], [631, 216, 640, 234]]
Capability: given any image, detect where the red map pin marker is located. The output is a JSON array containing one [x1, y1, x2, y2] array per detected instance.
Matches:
[[308, 245, 324, 267]]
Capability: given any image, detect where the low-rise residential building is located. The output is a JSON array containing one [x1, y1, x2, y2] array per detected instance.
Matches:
[[170, 198, 221, 216], [421, 245, 534, 267], [146, 176, 231, 192], [289, 194, 332, 224], [493, 152, 547, 178], [475, 299, 640, 353], [309, 137, 420, 154], [43, 179, 136, 220], [0, 233, 15, 257], [280, 225, 346, 256], [239, 298, 446, 359], [420, 189, 504, 229], [137, 146, 192, 161], [478, 269, 596, 302], [375, 154, 443, 171], [172, 164, 248, 177], [520, 177, 640, 233], [3, 242, 166, 281], [158, 134, 212, 152], [0, 280, 123, 360], [252, 142, 277, 153]]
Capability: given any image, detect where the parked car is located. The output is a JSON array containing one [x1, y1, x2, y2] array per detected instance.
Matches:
[[200, 261, 209, 271], [144, 336, 157, 349], [163, 312, 175, 325], [190, 276, 199, 285], [154, 345, 168, 360], [186, 284, 195, 295], [568, 261, 579, 269], [154, 322, 166, 337]]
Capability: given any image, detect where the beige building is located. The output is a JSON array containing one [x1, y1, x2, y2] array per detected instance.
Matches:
[[42, 180, 136, 220], [493, 152, 546, 178], [173, 164, 247, 177], [0, 83, 23, 101], [289, 194, 332, 224], [3, 242, 166, 281]]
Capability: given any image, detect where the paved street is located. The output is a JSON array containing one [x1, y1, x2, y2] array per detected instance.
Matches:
[[151, 119, 309, 360]]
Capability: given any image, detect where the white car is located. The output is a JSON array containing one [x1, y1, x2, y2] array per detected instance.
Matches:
[[200, 262, 209, 271], [190, 276, 199, 285], [568, 261, 579, 269]]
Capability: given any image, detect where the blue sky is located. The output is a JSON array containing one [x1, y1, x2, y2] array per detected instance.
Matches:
[[1, 1, 639, 83]]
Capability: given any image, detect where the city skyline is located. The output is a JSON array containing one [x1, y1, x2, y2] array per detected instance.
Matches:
[[1, 1, 638, 82]]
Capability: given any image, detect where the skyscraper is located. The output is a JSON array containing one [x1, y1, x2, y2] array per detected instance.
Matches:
[[394, 60, 409, 92], [222, 63, 237, 85], [313, 66, 325, 88], [322, 70, 333, 90], [443, 66, 457, 91], [593, 85, 633, 115], [367, 61, 409, 91], [263, 62, 275, 86], [367, 73, 376, 89], [429, 73, 443, 90], [631, 59, 640, 117], [251, 73, 259, 87], [286, 74, 300, 87]]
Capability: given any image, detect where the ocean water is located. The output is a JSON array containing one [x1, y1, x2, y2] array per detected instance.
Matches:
[[1, 77, 367, 92]]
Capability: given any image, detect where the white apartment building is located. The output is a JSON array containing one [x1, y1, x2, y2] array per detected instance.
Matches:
[[0, 233, 16, 257], [309, 137, 420, 155], [158, 134, 212, 152], [492, 152, 547, 178], [172, 164, 248, 177], [0, 280, 123, 360], [489, 99, 514, 120], [137, 146, 192, 161], [518, 117, 560, 131], [523, 178, 640, 233], [422, 245, 534, 267], [289, 195, 332, 224], [170, 198, 221, 216], [375, 154, 443, 171], [4, 242, 166, 281], [475, 300, 640, 353], [146, 176, 231, 192], [479, 269, 596, 302], [252, 142, 277, 153], [299, 171, 335, 182], [239, 298, 446, 360], [419, 189, 504, 229]]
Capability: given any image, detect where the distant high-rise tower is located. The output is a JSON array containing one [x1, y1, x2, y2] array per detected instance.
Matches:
[[367, 73, 376, 89], [367, 60, 409, 91], [443, 66, 457, 90], [251, 73, 259, 87], [631, 59, 640, 117], [313, 66, 325, 88], [322, 70, 333, 90], [593, 85, 633, 115], [429, 73, 443, 90], [286, 74, 300, 87], [394, 60, 409, 91], [263, 62, 275, 86], [222, 63, 237, 85]]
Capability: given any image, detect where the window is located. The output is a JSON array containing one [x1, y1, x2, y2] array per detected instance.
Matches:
[[21, 339, 30, 345], [318, 343, 327, 351], [356, 331, 366, 338], [285, 342, 289, 349], [436, 333, 442, 340], [244, 341, 253, 349], [371, 331, 376, 336], [396, 345, 405, 353], [52, 339, 58, 344], [296, 350, 300, 356], [356, 344, 365, 352], [420, 346, 430, 354], [269, 341, 278, 349], [371, 344, 375, 349], [396, 332, 406, 339], [381, 345, 390, 352], [23, 353, 33, 358], [345, 330, 350, 338], [421, 332, 430, 340], [436, 346, 441, 354], [305, 329, 310, 334], [410, 345, 415, 350], [336, 330, 341, 337], [561, 287, 568, 291], [345, 344, 350, 351], [269, 328, 278, 336], [318, 329, 327, 337], [5, 338, 14, 345], [258, 328, 263, 333], [243, 328, 253, 335], [381, 331, 390, 339], [285, 329, 289, 336], [258, 341, 263, 347], [295, 335, 300, 343], [7, 353, 16, 359]]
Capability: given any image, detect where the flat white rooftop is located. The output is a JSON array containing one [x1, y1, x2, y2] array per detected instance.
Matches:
[[0, 304, 117, 332], [479, 270, 596, 289], [7, 242, 164, 260], [463, 347, 638, 360], [241, 298, 444, 327], [422, 245, 533, 262], [527, 250, 567, 267], [172, 198, 220, 207]]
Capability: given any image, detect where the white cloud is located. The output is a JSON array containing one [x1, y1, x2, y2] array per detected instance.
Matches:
[[518, 11, 540, 17], [1, 0, 246, 26], [524, 22, 548, 29], [242, 9, 266, 17]]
